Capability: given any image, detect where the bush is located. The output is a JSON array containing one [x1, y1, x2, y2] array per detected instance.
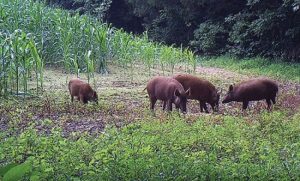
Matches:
[[1, 112, 300, 180], [191, 21, 228, 55]]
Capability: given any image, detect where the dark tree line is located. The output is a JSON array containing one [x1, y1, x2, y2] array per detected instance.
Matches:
[[45, 0, 300, 62]]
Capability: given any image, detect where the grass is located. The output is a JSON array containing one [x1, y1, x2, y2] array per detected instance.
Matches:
[[1, 0, 300, 180], [0, 65, 299, 180], [199, 56, 300, 82]]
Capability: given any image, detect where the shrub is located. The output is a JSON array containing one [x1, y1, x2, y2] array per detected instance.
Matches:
[[191, 21, 228, 55]]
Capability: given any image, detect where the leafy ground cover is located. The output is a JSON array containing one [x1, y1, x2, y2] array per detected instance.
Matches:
[[199, 56, 300, 82], [0, 64, 300, 180]]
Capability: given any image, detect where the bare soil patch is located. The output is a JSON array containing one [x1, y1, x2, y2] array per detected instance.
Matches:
[[1, 64, 299, 135]]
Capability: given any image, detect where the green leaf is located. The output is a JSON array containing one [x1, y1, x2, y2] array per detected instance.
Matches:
[[0, 163, 18, 177], [3, 162, 32, 181], [30, 173, 40, 181]]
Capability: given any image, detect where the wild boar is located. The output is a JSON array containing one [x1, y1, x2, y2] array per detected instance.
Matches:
[[68, 78, 98, 104], [222, 78, 278, 110], [174, 74, 220, 113], [146, 76, 190, 113]]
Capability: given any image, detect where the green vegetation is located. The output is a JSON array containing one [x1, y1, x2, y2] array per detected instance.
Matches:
[[47, 0, 300, 62], [0, 0, 300, 180], [0, 65, 299, 180], [0, 29, 43, 97], [0, 0, 195, 97], [1, 101, 299, 180], [200, 56, 300, 82]]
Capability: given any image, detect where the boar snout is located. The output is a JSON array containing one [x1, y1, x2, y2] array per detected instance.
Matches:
[[180, 99, 187, 113], [222, 96, 232, 104], [174, 89, 188, 113], [222, 85, 234, 104], [174, 96, 181, 108], [222, 98, 229, 104], [91, 91, 98, 104]]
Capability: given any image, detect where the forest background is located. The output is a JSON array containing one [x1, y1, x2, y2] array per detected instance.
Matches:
[[46, 0, 300, 62]]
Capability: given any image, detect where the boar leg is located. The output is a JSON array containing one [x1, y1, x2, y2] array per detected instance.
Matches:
[[162, 101, 166, 110], [266, 99, 272, 110], [83, 98, 88, 104], [167, 100, 172, 111], [242, 101, 249, 110], [150, 97, 157, 110], [175, 104, 180, 111], [80, 95, 88, 104], [271, 96, 276, 104], [203, 103, 209, 113], [200, 101, 209, 113], [71, 96, 74, 102], [199, 101, 204, 112]]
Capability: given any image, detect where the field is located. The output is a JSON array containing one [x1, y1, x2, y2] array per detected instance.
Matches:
[[1, 0, 300, 180], [1, 62, 300, 180]]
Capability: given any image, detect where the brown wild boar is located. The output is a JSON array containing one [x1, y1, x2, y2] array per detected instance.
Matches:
[[222, 78, 278, 110], [146, 76, 190, 113], [174, 74, 220, 113], [68, 78, 98, 104]]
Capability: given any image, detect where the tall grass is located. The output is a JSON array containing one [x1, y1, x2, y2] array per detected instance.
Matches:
[[1, 0, 196, 72], [199, 56, 300, 82], [0, 0, 196, 97]]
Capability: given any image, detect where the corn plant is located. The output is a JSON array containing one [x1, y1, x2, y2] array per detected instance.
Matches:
[[159, 45, 173, 75], [0, 34, 9, 96], [84, 50, 95, 84], [94, 24, 112, 74], [113, 30, 133, 67], [0, 0, 198, 98], [29, 38, 43, 92], [184, 48, 196, 73], [0, 30, 43, 97], [142, 43, 156, 75]]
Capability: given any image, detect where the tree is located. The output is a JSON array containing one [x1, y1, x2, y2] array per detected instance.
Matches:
[[43, 0, 300, 61]]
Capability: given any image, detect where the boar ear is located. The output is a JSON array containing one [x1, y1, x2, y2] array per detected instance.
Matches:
[[185, 88, 191, 96], [229, 85, 233, 91], [174, 89, 181, 97]]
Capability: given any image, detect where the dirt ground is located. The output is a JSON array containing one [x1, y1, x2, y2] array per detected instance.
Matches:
[[1, 64, 299, 135], [42, 63, 300, 119]]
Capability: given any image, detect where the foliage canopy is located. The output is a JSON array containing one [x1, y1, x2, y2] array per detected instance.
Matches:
[[47, 0, 300, 62]]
